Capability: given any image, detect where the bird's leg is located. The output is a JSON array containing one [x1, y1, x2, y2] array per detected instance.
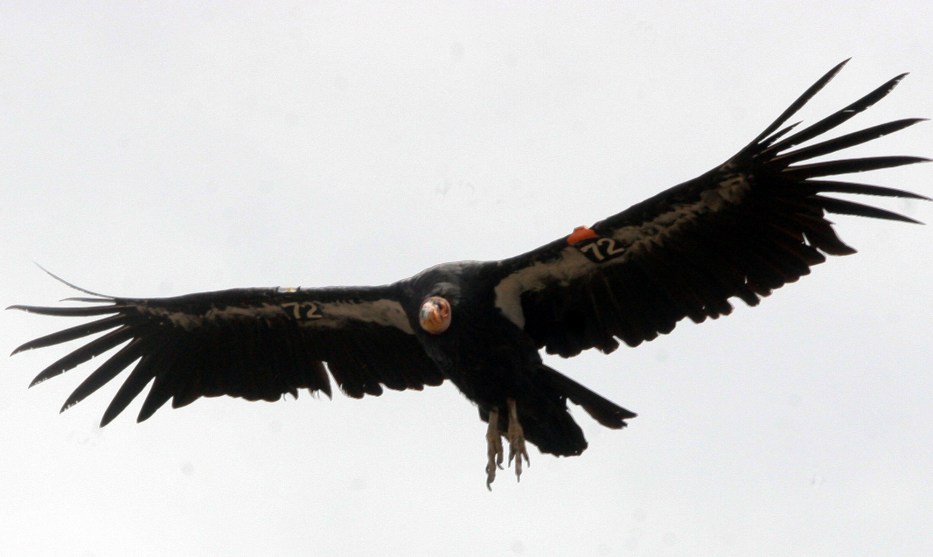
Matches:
[[506, 398, 530, 482], [485, 407, 504, 490]]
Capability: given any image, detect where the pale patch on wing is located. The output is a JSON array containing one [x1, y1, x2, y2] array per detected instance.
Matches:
[[146, 297, 414, 334], [148, 304, 287, 331], [613, 170, 751, 254], [702, 171, 749, 208], [494, 247, 594, 328], [317, 299, 413, 333], [493, 168, 753, 330]]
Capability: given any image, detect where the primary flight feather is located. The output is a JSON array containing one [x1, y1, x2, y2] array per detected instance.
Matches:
[[10, 61, 928, 488]]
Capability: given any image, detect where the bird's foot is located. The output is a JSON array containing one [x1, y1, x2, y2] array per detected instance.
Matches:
[[485, 407, 504, 490], [484, 400, 530, 489], [506, 398, 530, 482]]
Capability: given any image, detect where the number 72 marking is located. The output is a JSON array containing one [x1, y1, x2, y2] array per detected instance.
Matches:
[[577, 237, 626, 263], [281, 301, 324, 321]]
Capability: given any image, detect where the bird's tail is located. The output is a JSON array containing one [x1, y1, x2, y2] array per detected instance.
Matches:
[[539, 364, 636, 429], [493, 365, 636, 457]]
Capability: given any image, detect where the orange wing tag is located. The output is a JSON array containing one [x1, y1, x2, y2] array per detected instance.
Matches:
[[567, 226, 627, 263], [566, 226, 598, 245]]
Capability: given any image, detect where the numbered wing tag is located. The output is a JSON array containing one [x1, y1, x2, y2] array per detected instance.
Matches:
[[281, 301, 324, 321], [574, 236, 627, 263], [565, 225, 627, 263]]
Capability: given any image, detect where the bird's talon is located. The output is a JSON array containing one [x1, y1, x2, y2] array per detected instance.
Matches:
[[506, 398, 530, 482], [485, 408, 504, 489]]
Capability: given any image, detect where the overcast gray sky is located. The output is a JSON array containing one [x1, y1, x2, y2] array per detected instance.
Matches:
[[1, 2, 930, 556]]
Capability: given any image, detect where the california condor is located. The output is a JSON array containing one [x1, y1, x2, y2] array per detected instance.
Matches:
[[10, 61, 928, 488]]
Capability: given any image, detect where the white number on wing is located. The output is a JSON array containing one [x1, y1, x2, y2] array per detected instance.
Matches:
[[577, 237, 626, 263], [282, 301, 324, 320]]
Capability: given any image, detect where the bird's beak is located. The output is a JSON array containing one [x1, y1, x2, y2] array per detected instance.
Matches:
[[419, 296, 452, 334]]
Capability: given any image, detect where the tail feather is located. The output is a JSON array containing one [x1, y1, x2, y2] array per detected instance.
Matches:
[[514, 403, 589, 457], [540, 364, 636, 429], [479, 398, 588, 457], [478, 364, 635, 457]]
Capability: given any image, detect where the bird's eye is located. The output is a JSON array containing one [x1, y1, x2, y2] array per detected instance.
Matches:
[[419, 296, 452, 334]]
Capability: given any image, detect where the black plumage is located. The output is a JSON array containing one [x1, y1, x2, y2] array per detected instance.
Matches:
[[10, 61, 927, 485]]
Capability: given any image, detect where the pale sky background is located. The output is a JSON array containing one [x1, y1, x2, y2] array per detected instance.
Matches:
[[1, 3, 930, 556]]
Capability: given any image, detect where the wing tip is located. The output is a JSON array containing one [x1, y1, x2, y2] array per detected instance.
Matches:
[[831, 57, 851, 76]]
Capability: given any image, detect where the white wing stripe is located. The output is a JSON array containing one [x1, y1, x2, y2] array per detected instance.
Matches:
[[145, 298, 414, 334], [492, 170, 753, 329]]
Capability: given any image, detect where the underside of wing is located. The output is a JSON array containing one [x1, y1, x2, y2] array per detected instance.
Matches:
[[493, 60, 928, 357], [10, 280, 444, 425]]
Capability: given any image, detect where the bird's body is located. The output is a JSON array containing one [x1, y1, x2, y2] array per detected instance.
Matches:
[[10, 61, 928, 486]]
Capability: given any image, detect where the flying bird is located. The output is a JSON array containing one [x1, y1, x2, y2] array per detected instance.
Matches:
[[10, 61, 928, 488]]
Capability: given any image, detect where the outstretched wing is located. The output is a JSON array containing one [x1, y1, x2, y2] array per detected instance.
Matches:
[[491, 60, 928, 357], [10, 279, 443, 425]]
